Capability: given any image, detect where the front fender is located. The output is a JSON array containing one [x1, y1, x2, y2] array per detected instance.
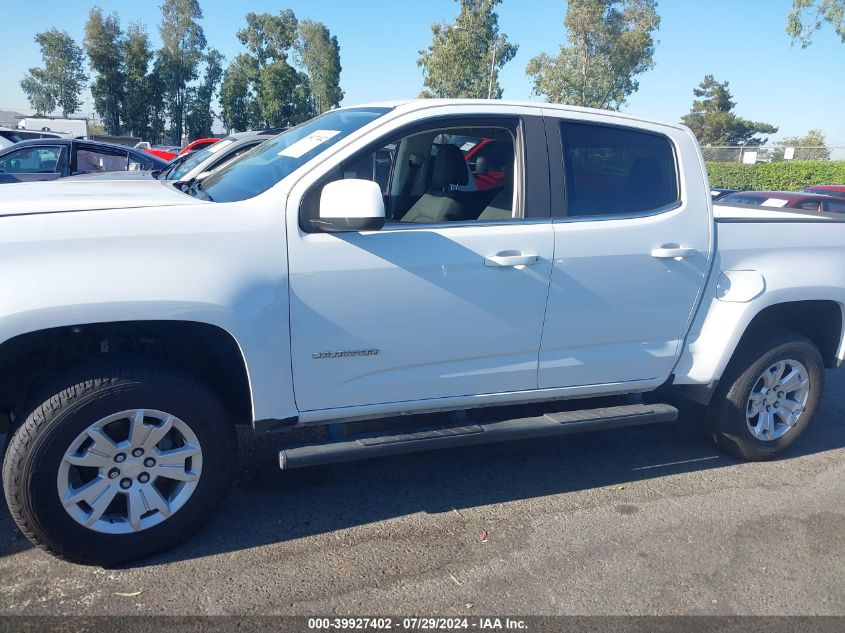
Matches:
[[0, 195, 296, 422]]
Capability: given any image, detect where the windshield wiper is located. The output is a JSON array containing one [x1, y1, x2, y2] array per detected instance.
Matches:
[[178, 177, 214, 201], [194, 180, 214, 201]]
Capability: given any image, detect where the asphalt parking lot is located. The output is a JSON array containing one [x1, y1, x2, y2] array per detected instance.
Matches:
[[0, 373, 843, 616]]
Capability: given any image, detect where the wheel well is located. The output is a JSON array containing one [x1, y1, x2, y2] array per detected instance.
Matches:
[[0, 321, 252, 426], [736, 301, 843, 368]]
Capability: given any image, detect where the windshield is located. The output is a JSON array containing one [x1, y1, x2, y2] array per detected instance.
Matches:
[[165, 138, 235, 181], [201, 107, 391, 202], [803, 187, 845, 199]]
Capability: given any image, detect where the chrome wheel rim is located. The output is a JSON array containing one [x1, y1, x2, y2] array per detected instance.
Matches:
[[57, 409, 202, 534], [746, 359, 810, 442]]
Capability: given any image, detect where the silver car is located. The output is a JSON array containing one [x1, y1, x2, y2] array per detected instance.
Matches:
[[67, 129, 284, 183]]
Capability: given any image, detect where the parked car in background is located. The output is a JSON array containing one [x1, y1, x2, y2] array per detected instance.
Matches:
[[711, 188, 737, 200], [719, 190, 845, 214], [800, 185, 845, 199], [143, 146, 178, 161], [65, 130, 282, 183], [64, 152, 193, 182], [0, 129, 22, 151], [164, 129, 281, 182], [0, 139, 167, 183], [179, 137, 219, 155], [1, 126, 66, 145]]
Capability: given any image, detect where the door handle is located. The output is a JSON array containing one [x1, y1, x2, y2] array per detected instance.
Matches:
[[484, 253, 541, 267], [651, 244, 696, 259]]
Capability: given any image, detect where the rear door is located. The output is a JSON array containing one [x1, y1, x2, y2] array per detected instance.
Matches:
[[538, 112, 713, 391], [286, 110, 555, 413]]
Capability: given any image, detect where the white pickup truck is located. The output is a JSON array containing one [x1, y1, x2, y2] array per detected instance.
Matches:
[[1, 100, 843, 566]]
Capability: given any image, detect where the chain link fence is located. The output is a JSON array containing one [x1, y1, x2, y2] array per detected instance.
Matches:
[[703, 145, 845, 163]]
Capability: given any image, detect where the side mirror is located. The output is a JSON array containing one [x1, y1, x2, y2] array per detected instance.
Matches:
[[313, 179, 385, 232]]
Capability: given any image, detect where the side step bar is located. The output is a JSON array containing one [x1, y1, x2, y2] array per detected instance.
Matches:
[[279, 403, 678, 470]]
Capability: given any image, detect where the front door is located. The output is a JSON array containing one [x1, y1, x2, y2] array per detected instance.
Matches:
[[0, 145, 68, 183], [287, 114, 555, 412]]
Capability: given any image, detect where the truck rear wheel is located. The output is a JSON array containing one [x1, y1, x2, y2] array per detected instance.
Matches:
[[2, 360, 236, 566], [707, 333, 823, 461]]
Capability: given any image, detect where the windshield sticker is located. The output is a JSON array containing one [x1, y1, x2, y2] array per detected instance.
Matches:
[[762, 198, 789, 208], [278, 130, 341, 158]]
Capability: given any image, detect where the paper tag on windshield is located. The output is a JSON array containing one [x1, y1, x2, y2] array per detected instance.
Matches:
[[278, 130, 341, 158], [762, 198, 789, 208]]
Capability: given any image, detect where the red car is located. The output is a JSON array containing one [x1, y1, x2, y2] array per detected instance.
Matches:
[[143, 147, 177, 161], [719, 190, 845, 214], [800, 184, 845, 199], [463, 137, 513, 190], [179, 138, 219, 156]]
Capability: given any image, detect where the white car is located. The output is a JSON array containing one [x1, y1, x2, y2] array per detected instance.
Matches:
[[1, 100, 843, 565]]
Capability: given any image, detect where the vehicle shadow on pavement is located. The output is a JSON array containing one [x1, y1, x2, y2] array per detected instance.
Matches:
[[1, 371, 844, 566]]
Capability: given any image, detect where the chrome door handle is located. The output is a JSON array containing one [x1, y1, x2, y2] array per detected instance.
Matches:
[[651, 245, 696, 259], [484, 253, 541, 267]]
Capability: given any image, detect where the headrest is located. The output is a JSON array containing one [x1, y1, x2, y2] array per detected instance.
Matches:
[[475, 155, 490, 175], [432, 144, 469, 188]]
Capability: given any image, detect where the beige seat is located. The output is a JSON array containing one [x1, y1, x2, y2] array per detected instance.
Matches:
[[477, 167, 514, 221], [401, 145, 468, 223]]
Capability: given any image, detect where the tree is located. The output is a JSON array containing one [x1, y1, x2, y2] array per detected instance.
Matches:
[[417, 0, 517, 99], [256, 63, 312, 128], [84, 8, 126, 135], [787, 0, 845, 46], [237, 10, 298, 66], [185, 49, 224, 139], [123, 23, 154, 139], [158, 0, 207, 143], [296, 20, 343, 113], [220, 54, 260, 132], [20, 29, 88, 116], [777, 129, 831, 160], [526, 0, 659, 110], [681, 75, 778, 146], [221, 10, 315, 129], [20, 72, 55, 116], [147, 55, 170, 143]]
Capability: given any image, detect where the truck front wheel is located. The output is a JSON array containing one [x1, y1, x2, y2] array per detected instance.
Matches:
[[707, 333, 824, 461], [2, 360, 236, 566]]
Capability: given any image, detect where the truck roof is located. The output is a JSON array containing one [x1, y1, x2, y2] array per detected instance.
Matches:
[[346, 99, 690, 132]]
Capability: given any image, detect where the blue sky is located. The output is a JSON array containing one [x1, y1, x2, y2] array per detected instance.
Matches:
[[2, 0, 844, 143]]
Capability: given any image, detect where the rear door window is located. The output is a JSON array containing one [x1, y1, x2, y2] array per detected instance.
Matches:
[[560, 122, 679, 217], [76, 146, 129, 173], [823, 199, 845, 214]]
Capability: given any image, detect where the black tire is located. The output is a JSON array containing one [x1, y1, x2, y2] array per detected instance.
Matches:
[[706, 333, 824, 461], [2, 359, 236, 566]]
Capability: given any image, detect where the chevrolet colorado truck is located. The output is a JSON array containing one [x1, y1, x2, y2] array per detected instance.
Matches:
[[1, 100, 843, 566]]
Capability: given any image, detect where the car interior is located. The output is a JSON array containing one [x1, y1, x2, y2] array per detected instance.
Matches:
[[330, 124, 519, 225], [76, 148, 129, 173]]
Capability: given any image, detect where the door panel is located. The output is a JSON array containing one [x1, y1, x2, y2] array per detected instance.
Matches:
[[538, 112, 713, 389], [287, 112, 553, 412], [289, 224, 554, 410]]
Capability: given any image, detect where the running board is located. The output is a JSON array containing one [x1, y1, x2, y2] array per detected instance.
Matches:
[[278, 403, 678, 470]]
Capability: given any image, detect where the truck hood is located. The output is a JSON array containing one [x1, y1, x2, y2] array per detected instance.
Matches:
[[0, 179, 202, 216]]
